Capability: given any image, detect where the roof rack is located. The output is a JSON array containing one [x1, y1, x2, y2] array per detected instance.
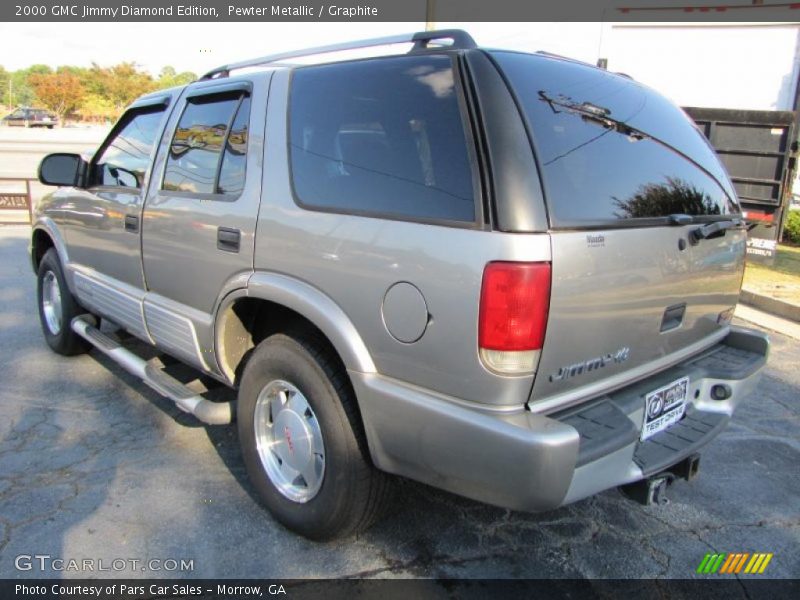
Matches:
[[200, 29, 477, 80]]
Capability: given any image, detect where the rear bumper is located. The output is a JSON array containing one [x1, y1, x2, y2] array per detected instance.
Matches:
[[353, 326, 768, 512]]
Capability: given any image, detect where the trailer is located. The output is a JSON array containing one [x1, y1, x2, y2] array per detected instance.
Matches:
[[683, 107, 797, 264]]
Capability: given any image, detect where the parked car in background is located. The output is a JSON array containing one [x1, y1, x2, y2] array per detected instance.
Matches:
[[2, 107, 57, 128]]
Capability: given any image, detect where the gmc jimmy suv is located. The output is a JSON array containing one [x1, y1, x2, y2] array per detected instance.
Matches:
[[30, 30, 768, 540]]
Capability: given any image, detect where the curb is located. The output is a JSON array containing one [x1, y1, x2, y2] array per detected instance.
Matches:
[[740, 289, 800, 323]]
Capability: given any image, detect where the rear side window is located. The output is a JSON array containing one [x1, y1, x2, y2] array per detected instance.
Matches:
[[217, 97, 251, 195], [163, 92, 250, 195], [492, 52, 738, 227], [92, 107, 165, 189], [289, 55, 476, 223]]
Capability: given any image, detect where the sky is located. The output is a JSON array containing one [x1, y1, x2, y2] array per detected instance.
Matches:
[[1, 21, 796, 112], [0, 22, 609, 75]]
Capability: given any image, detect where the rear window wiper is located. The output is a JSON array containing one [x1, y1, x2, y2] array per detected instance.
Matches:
[[667, 214, 694, 226], [688, 218, 744, 245], [538, 91, 649, 141]]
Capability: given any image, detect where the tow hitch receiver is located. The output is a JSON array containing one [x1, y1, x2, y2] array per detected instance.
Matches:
[[620, 454, 701, 506], [621, 474, 673, 506], [671, 453, 701, 481]]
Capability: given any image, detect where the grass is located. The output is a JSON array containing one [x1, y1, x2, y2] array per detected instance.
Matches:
[[743, 244, 800, 305]]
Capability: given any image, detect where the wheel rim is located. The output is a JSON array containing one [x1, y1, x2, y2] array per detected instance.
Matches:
[[254, 379, 325, 503], [41, 270, 63, 335]]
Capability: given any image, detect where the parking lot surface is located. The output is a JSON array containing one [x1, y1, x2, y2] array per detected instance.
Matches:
[[0, 225, 798, 580]]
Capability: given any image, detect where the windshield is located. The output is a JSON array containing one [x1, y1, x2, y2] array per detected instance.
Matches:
[[491, 51, 739, 228]]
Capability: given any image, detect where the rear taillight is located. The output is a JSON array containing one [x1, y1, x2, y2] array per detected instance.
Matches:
[[478, 261, 551, 374]]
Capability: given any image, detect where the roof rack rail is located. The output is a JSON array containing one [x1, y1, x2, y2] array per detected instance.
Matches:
[[200, 29, 477, 80]]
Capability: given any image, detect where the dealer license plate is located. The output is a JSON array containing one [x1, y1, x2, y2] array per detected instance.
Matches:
[[640, 376, 689, 441]]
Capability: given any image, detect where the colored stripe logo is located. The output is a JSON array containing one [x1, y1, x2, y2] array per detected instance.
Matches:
[[696, 553, 773, 574]]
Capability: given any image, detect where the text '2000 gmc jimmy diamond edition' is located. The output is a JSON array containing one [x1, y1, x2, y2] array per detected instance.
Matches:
[[30, 30, 768, 540]]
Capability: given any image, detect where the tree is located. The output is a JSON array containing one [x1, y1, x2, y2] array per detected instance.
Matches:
[[156, 65, 197, 89], [7, 65, 50, 107], [29, 71, 85, 122], [77, 93, 117, 123], [613, 177, 721, 220], [0, 66, 9, 110], [90, 62, 155, 114]]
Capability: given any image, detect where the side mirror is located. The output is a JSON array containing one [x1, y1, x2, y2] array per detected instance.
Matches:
[[38, 153, 87, 187]]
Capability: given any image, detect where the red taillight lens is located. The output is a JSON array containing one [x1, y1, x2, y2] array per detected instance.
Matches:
[[479, 262, 551, 352]]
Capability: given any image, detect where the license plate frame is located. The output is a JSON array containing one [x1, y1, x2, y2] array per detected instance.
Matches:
[[640, 376, 689, 441]]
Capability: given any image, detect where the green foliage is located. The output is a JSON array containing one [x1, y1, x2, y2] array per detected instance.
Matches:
[[9, 70, 37, 106], [156, 66, 197, 89], [87, 62, 155, 114], [1, 62, 196, 120], [78, 93, 117, 122], [784, 210, 800, 245]]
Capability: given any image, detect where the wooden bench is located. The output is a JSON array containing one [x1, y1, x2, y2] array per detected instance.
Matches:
[[0, 178, 33, 224]]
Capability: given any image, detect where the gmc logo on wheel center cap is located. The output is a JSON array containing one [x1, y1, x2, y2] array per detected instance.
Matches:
[[283, 426, 294, 454]]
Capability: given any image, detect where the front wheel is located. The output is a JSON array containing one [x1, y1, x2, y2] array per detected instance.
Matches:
[[237, 331, 391, 540], [37, 248, 90, 356]]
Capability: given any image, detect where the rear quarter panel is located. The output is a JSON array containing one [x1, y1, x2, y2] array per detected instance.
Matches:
[[254, 70, 549, 408]]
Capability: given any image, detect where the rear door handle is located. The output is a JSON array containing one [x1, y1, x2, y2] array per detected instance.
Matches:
[[217, 227, 241, 253], [124, 215, 139, 233]]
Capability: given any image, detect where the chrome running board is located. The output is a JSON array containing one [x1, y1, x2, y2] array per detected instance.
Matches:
[[71, 316, 233, 425]]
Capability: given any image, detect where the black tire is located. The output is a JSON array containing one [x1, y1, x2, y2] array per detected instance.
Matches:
[[237, 331, 391, 540], [37, 248, 90, 356]]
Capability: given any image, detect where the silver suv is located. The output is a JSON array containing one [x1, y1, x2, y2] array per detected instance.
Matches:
[[31, 30, 768, 540]]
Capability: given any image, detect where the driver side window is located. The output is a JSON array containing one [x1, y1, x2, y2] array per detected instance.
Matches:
[[92, 107, 165, 189]]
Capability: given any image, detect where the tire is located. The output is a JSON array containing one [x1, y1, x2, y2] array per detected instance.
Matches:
[[37, 248, 90, 356], [237, 331, 391, 540]]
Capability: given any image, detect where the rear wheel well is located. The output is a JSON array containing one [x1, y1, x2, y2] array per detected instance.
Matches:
[[218, 297, 348, 388], [31, 229, 55, 272], [218, 297, 374, 464]]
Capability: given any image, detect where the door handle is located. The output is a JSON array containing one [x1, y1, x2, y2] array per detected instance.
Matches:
[[124, 215, 139, 233], [217, 227, 241, 253]]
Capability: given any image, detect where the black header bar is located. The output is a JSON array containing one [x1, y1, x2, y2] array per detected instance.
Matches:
[[3, 0, 800, 22]]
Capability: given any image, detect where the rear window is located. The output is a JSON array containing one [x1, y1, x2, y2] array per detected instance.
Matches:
[[288, 55, 477, 223], [492, 51, 738, 227]]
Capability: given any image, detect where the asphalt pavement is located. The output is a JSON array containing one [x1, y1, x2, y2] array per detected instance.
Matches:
[[0, 225, 798, 580]]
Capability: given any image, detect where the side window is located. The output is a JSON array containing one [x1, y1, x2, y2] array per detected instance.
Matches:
[[289, 55, 476, 223], [217, 97, 251, 195], [92, 107, 165, 189], [162, 92, 250, 195]]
